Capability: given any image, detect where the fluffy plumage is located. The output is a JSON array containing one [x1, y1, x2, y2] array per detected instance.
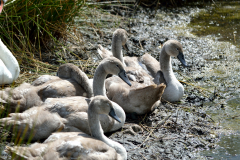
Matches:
[[6, 96, 127, 160]]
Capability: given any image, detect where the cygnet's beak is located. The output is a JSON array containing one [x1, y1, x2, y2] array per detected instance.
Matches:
[[0, 0, 4, 14], [123, 43, 129, 51], [109, 107, 121, 123], [118, 69, 132, 86], [177, 51, 188, 67]]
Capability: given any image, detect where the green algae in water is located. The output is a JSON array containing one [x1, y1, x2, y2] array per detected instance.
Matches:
[[189, 1, 240, 46], [202, 133, 240, 159], [188, 1, 240, 159]]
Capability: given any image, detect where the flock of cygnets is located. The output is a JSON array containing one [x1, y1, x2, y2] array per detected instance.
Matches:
[[0, 1, 188, 159]]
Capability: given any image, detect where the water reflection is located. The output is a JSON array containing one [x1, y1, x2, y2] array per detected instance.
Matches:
[[189, 1, 240, 46]]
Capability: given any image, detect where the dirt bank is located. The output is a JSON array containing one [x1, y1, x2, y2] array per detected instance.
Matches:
[[78, 6, 223, 159], [1, 4, 228, 160]]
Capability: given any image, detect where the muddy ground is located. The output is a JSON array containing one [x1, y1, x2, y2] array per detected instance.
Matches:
[[80, 6, 223, 160], [1, 4, 235, 160]]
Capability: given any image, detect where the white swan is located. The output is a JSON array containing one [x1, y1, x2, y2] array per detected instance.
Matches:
[[0, 0, 7, 13], [0, 57, 131, 141], [0, 63, 93, 112], [0, 0, 20, 85], [0, 38, 20, 85], [140, 40, 188, 102], [6, 96, 127, 160]]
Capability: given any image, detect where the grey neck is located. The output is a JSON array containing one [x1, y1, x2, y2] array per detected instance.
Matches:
[[112, 37, 124, 64], [159, 45, 175, 82], [88, 106, 105, 141], [93, 64, 107, 97], [88, 107, 127, 160]]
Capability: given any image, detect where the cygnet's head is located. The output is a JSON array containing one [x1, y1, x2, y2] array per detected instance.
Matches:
[[113, 29, 128, 46], [164, 40, 183, 57], [101, 57, 131, 86], [164, 40, 187, 67], [88, 95, 121, 123]]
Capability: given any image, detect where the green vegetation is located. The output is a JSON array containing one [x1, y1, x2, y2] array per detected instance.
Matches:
[[0, 0, 94, 82]]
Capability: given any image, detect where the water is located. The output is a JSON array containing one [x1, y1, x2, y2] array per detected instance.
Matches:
[[188, 1, 240, 159], [190, 1, 240, 47]]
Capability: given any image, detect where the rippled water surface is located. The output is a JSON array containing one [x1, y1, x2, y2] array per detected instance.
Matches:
[[189, 1, 240, 159], [190, 1, 240, 46]]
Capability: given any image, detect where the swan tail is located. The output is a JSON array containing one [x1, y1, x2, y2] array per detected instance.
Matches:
[[97, 44, 104, 58], [0, 113, 30, 134], [0, 90, 27, 112], [97, 44, 113, 59], [130, 84, 166, 101], [0, 98, 7, 103], [127, 83, 166, 113], [6, 146, 30, 160], [0, 115, 33, 143], [0, 109, 65, 142]]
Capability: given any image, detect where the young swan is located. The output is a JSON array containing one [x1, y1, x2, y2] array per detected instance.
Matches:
[[6, 96, 127, 160], [0, 57, 131, 141], [106, 77, 166, 114], [140, 40, 188, 102], [0, 63, 93, 112], [98, 28, 153, 85], [98, 29, 166, 114]]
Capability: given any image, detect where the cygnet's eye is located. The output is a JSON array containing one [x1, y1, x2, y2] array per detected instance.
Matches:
[[116, 64, 119, 68], [176, 48, 179, 51]]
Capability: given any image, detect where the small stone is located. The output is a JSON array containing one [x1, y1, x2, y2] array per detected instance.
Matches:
[[165, 148, 171, 154]]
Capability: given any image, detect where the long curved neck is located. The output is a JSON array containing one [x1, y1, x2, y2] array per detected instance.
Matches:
[[0, 39, 20, 83], [88, 107, 127, 160], [112, 36, 124, 64], [93, 64, 107, 96], [159, 45, 176, 82]]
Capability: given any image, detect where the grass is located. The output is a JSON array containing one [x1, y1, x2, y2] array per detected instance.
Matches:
[[0, 0, 93, 84], [0, 0, 131, 86]]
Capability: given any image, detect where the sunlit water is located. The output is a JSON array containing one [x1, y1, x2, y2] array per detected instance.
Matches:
[[190, 1, 240, 47], [188, 1, 240, 159]]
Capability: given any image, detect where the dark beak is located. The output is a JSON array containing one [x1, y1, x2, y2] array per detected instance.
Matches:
[[123, 43, 129, 51], [118, 69, 132, 86], [109, 108, 121, 123], [177, 51, 188, 67]]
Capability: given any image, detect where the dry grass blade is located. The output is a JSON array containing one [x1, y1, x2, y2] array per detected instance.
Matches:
[[129, 115, 171, 151]]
